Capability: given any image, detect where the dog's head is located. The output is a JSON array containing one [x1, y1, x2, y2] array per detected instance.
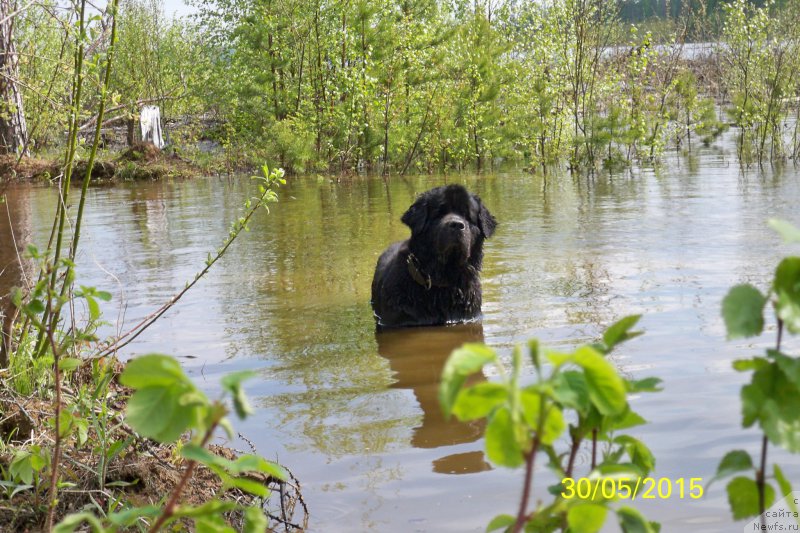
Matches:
[[401, 184, 497, 266]]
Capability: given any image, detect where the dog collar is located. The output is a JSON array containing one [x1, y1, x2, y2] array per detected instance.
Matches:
[[406, 253, 432, 290]]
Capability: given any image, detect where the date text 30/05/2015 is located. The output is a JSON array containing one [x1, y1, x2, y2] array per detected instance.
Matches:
[[561, 477, 704, 501]]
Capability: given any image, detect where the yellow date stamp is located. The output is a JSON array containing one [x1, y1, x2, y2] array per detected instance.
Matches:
[[561, 477, 704, 501]]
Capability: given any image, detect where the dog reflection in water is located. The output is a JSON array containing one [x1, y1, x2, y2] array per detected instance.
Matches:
[[375, 322, 491, 474]]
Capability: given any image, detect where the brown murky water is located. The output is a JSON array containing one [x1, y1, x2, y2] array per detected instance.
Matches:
[[2, 134, 800, 531]]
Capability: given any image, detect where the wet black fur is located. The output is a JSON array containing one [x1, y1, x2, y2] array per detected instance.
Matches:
[[371, 184, 497, 328]]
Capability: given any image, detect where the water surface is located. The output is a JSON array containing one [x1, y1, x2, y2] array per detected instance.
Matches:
[[2, 136, 800, 531]]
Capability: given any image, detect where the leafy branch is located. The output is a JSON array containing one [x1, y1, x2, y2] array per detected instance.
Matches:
[[94, 165, 285, 359]]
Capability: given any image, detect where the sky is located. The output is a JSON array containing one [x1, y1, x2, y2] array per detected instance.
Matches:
[[161, 0, 197, 18]]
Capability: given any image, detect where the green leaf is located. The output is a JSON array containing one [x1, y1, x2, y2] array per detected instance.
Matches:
[[485, 406, 524, 468], [195, 515, 236, 533], [452, 382, 508, 421], [772, 350, 800, 387], [774, 464, 793, 499], [120, 354, 192, 389], [733, 357, 769, 372], [230, 454, 288, 480], [85, 295, 100, 321], [769, 219, 800, 243], [172, 500, 238, 519], [243, 507, 268, 532], [608, 407, 647, 431], [486, 513, 515, 532], [774, 258, 800, 334], [546, 350, 573, 367], [614, 435, 655, 473], [602, 315, 643, 352], [712, 450, 753, 484], [10, 451, 33, 485], [721, 284, 766, 339], [108, 505, 162, 526], [221, 370, 257, 419], [25, 299, 45, 315], [58, 358, 82, 372], [53, 512, 105, 533], [528, 339, 541, 372], [96, 290, 112, 302], [440, 343, 497, 419], [223, 474, 271, 497], [567, 503, 607, 533], [726, 476, 774, 520], [182, 444, 232, 469], [519, 391, 564, 445], [573, 347, 627, 416], [181, 445, 287, 481], [617, 506, 658, 533], [126, 385, 200, 443], [625, 377, 662, 393], [551, 371, 590, 415], [741, 361, 800, 451]]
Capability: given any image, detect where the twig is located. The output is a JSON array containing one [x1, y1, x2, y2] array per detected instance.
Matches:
[[513, 439, 540, 533], [94, 176, 280, 359], [147, 421, 218, 533], [44, 296, 63, 532]]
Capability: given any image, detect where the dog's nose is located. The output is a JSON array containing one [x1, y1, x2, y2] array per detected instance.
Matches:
[[448, 219, 466, 231]]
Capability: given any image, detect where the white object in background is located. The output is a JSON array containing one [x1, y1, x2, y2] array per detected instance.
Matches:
[[139, 105, 165, 148]]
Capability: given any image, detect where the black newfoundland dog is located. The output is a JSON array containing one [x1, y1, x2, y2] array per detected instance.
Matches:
[[371, 184, 497, 328]]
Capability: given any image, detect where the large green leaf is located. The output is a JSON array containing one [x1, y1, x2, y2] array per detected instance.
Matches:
[[721, 284, 766, 339], [573, 347, 627, 416], [120, 354, 191, 389], [726, 476, 774, 520], [440, 343, 497, 419], [551, 370, 590, 415], [486, 514, 515, 532], [617, 506, 659, 533], [485, 406, 524, 468], [126, 384, 200, 443], [774, 258, 800, 334], [602, 315, 643, 353], [452, 382, 508, 421], [613, 435, 655, 473], [567, 503, 607, 533], [519, 391, 565, 445], [712, 450, 753, 484], [742, 361, 800, 452]]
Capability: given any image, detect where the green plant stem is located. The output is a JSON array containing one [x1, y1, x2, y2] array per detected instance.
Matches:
[[94, 183, 277, 359], [513, 438, 540, 533], [758, 318, 784, 520], [565, 435, 582, 478], [69, 0, 119, 263], [35, 0, 88, 358], [757, 434, 768, 519], [147, 420, 219, 533], [44, 296, 63, 533]]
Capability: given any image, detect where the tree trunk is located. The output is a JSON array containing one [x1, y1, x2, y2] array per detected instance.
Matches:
[[0, 0, 28, 156]]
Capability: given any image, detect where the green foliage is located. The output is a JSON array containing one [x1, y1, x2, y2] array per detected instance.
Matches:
[[440, 315, 660, 532], [54, 354, 286, 531], [720, 0, 800, 164], [722, 284, 766, 339], [718, 219, 800, 521]]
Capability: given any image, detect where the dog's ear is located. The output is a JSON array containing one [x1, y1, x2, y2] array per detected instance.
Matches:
[[401, 196, 429, 234], [476, 199, 497, 238]]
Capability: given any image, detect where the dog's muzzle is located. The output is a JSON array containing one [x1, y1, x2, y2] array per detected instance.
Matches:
[[437, 214, 471, 262]]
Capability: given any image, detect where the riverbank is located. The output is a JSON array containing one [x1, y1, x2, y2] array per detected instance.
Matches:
[[0, 355, 307, 531], [0, 142, 209, 184]]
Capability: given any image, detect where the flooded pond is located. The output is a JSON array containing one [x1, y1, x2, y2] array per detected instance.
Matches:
[[3, 134, 800, 531]]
